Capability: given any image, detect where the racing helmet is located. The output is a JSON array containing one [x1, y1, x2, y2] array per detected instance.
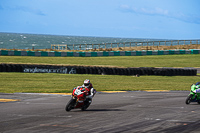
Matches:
[[195, 82, 200, 86], [84, 79, 90, 88]]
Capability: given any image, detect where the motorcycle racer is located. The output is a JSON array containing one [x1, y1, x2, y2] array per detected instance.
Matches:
[[191, 82, 200, 93], [82, 79, 95, 100], [185, 82, 200, 104], [81, 79, 96, 108]]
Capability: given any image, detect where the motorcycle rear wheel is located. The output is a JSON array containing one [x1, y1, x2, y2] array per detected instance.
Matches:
[[185, 94, 193, 104], [66, 99, 75, 112]]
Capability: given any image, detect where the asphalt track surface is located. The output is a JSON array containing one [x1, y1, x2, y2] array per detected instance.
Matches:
[[1, 91, 200, 133]]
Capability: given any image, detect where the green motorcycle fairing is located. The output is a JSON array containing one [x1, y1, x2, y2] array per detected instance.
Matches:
[[189, 84, 200, 101]]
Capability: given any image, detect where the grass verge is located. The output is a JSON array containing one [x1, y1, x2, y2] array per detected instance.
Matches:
[[1, 54, 200, 68], [1, 54, 200, 93], [0, 73, 199, 93]]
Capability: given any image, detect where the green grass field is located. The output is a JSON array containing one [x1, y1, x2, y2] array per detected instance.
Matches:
[[0, 73, 199, 93], [1, 54, 200, 67], [0, 54, 200, 93]]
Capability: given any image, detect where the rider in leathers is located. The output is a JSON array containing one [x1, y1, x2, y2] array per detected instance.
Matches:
[[192, 82, 200, 93], [82, 79, 95, 106], [82, 79, 95, 98]]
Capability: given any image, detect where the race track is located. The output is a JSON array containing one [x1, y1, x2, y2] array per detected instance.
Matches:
[[1, 91, 200, 133]]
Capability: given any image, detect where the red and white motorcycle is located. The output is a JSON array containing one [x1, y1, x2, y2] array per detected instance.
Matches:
[[65, 86, 94, 111]]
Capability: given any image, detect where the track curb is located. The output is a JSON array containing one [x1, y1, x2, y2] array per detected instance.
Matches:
[[0, 99, 20, 102]]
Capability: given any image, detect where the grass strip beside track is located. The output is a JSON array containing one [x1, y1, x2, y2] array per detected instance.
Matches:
[[1, 54, 200, 68], [0, 54, 200, 93], [0, 73, 199, 93]]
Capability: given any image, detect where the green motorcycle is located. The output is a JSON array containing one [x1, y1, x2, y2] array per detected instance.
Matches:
[[185, 83, 200, 104]]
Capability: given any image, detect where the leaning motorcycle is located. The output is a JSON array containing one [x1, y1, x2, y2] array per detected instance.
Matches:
[[185, 84, 200, 104], [65, 86, 92, 111]]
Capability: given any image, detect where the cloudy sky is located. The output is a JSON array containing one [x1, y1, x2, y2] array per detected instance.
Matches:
[[0, 0, 199, 39]]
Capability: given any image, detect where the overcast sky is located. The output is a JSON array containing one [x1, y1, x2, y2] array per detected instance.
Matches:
[[0, 0, 199, 39]]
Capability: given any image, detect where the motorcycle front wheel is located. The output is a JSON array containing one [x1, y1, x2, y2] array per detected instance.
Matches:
[[185, 94, 193, 104], [65, 99, 75, 112]]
